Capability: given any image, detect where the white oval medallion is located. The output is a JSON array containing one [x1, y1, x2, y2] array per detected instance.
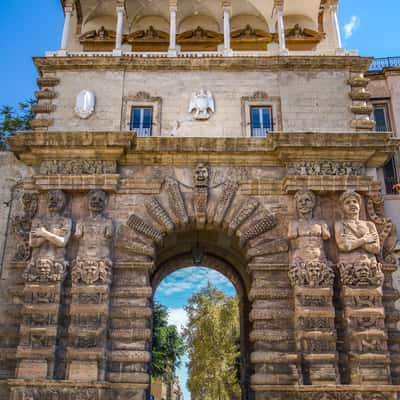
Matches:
[[74, 90, 96, 119]]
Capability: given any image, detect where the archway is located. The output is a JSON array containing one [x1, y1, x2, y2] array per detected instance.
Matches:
[[114, 163, 284, 399], [150, 230, 252, 399]]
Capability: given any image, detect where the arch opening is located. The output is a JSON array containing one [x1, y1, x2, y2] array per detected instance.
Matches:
[[150, 229, 252, 400]]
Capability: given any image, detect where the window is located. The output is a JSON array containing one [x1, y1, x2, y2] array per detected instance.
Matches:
[[241, 92, 281, 137], [373, 104, 391, 132], [383, 157, 399, 194], [250, 106, 273, 137], [130, 107, 153, 136]]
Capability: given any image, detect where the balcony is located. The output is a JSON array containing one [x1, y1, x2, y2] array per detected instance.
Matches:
[[369, 57, 400, 72]]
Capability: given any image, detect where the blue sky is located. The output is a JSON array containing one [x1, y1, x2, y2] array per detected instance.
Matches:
[[154, 267, 236, 400], [0, 0, 400, 109]]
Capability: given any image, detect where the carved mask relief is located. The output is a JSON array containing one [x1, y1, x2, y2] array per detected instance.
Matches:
[[194, 163, 210, 188]]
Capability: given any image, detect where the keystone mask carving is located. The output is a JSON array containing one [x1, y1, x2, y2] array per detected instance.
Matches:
[[194, 163, 210, 188]]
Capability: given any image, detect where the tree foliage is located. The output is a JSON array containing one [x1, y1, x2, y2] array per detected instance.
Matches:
[[0, 100, 35, 150], [152, 303, 186, 384], [184, 283, 241, 400]]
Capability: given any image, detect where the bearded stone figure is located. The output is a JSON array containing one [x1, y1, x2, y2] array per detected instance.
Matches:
[[335, 191, 383, 287], [72, 190, 113, 285], [25, 190, 72, 282], [288, 189, 334, 287]]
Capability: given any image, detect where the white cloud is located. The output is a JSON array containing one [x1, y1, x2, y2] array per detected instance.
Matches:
[[168, 308, 188, 333], [344, 16, 360, 39], [157, 267, 235, 296]]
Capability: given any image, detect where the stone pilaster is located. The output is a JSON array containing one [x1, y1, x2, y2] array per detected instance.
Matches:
[[16, 274, 66, 379], [66, 262, 112, 381], [249, 264, 300, 387], [293, 285, 338, 384], [107, 261, 153, 385], [340, 279, 391, 384]]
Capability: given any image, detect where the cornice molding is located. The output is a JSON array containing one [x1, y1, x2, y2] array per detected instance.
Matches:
[[7, 131, 399, 169], [367, 68, 400, 80], [33, 55, 372, 74]]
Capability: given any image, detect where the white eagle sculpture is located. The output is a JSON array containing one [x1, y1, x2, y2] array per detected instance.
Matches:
[[189, 89, 215, 120]]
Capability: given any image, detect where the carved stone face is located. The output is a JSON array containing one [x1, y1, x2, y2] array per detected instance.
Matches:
[[47, 190, 66, 213], [306, 262, 322, 286], [354, 261, 371, 285], [81, 261, 100, 284], [36, 259, 52, 281], [194, 163, 209, 187], [88, 189, 107, 214], [295, 190, 315, 217], [342, 193, 361, 218]]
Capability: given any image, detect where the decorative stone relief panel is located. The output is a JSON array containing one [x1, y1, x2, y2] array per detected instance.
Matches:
[[287, 161, 365, 176], [39, 160, 117, 175], [12, 192, 39, 261], [189, 89, 215, 120]]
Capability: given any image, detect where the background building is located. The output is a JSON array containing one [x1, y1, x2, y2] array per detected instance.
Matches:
[[367, 57, 400, 245]]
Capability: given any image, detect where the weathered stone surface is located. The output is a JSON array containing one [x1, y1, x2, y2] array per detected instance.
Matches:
[[0, 13, 399, 399]]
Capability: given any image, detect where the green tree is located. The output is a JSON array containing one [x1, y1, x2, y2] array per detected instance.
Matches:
[[184, 283, 241, 400], [152, 303, 186, 384], [0, 100, 35, 150]]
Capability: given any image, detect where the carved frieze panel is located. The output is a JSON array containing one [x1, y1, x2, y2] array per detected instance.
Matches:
[[39, 160, 117, 175], [287, 161, 365, 176], [11, 387, 100, 400]]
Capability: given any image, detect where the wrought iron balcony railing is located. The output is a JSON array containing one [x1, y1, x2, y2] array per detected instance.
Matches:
[[369, 57, 400, 71]]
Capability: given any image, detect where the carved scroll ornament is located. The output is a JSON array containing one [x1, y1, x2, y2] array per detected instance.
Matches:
[[12, 192, 39, 261]]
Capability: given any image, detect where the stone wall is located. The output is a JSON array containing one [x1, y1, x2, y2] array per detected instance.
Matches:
[[48, 70, 353, 135]]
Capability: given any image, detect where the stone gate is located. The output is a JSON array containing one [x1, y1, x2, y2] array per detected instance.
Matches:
[[1, 0, 400, 399]]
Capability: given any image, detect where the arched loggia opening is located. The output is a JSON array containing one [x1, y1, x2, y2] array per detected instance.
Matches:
[[150, 229, 252, 400]]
